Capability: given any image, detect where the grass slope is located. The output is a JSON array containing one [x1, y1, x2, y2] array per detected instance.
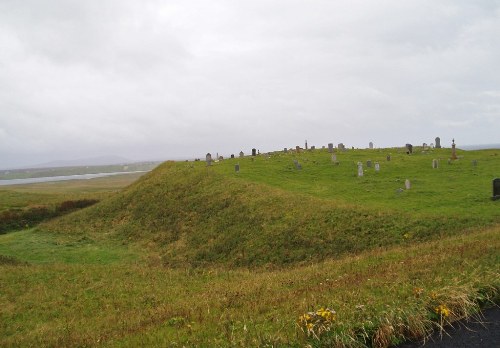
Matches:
[[43, 147, 500, 267]]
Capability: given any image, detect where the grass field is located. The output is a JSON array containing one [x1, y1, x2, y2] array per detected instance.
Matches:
[[0, 147, 499, 347]]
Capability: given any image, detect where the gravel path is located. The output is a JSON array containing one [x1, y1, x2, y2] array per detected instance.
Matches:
[[398, 306, 500, 347]]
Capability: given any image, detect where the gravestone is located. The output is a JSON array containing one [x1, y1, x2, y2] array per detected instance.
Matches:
[[405, 179, 411, 190], [293, 160, 302, 170], [375, 162, 380, 172], [206, 153, 212, 166], [219, 156, 224, 161], [331, 154, 337, 162], [435, 137, 441, 149], [338, 143, 345, 151], [432, 159, 438, 169], [252, 148, 257, 156], [472, 160, 477, 167], [451, 139, 457, 160], [310, 146, 315, 151], [405, 144, 413, 154], [493, 178, 500, 200], [366, 160, 372, 168], [387, 154, 391, 161], [284, 148, 288, 153], [422, 143, 427, 150], [369, 142, 373, 149], [328, 143, 334, 153], [235, 164, 240, 173], [357, 162, 363, 177], [305, 140, 308, 150], [322, 146, 325, 149], [296, 145, 301, 153], [239, 151, 244, 158], [231, 154, 235, 159]]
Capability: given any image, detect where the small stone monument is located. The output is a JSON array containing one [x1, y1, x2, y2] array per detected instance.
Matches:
[[231, 154, 235, 159], [206, 153, 212, 166], [310, 146, 315, 151], [405, 144, 413, 154], [293, 160, 302, 170], [405, 179, 411, 190], [338, 143, 346, 151], [239, 151, 244, 158], [422, 143, 427, 150], [493, 178, 500, 200], [432, 159, 438, 169], [305, 140, 308, 150], [235, 164, 240, 173], [435, 137, 441, 149], [328, 143, 334, 153], [252, 148, 256, 156], [295, 145, 301, 153], [369, 142, 373, 149], [331, 154, 337, 162], [366, 160, 372, 168], [451, 139, 458, 160], [284, 148, 288, 153], [387, 154, 391, 161], [375, 162, 380, 172], [357, 162, 363, 177], [219, 156, 224, 161]]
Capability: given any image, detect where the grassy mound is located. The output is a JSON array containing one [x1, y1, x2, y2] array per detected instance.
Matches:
[[43, 158, 489, 267]]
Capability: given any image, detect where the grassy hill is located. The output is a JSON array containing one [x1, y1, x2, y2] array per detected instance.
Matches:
[[1, 147, 499, 347], [42, 147, 500, 267]]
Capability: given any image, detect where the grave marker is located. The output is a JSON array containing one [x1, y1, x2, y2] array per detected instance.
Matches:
[[206, 153, 212, 166], [231, 154, 235, 159], [435, 137, 441, 148], [235, 164, 240, 173], [387, 154, 391, 161], [366, 160, 372, 168], [493, 178, 500, 200], [369, 142, 373, 149], [405, 179, 411, 190], [239, 151, 244, 158], [357, 162, 363, 177], [375, 162, 380, 172], [328, 143, 334, 153], [252, 148, 256, 156], [432, 159, 438, 169]]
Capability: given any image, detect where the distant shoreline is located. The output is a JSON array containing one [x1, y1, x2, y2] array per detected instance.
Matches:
[[460, 143, 500, 150], [0, 171, 148, 186]]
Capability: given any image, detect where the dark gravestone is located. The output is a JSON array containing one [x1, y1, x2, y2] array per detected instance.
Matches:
[[328, 143, 334, 153], [366, 160, 372, 168], [231, 154, 235, 159], [493, 178, 500, 200], [405, 143, 413, 154], [387, 154, 391, 161], [235, 164, 240, 173], [435, 137, 441, 148], [252, 148, 256, 156]]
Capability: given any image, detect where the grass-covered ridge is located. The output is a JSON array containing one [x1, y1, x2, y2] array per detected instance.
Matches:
[[43, 147, 500, 267]]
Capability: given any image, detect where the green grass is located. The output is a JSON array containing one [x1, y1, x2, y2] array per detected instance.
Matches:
[[1, 147, 499, 347]]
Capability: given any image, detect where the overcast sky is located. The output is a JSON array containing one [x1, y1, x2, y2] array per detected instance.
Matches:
[[1, 0, 499, 169]]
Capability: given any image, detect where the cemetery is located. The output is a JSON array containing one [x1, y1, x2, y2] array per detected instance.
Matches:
[[1, 141, 499, 347]]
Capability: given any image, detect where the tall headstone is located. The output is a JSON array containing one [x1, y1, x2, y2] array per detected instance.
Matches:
[[432, 159, 438, 169], [338, 143, 345, 151], [405, 179, 411, 190], [374, 162, 380, 172], [206, 153, 212, 166], [239, 151, 244, 158], [451, 139, 458, 160], [235, 164, 240, 173], [435, 137, 441, 149], [493, 178, 500, 200], [328, 143, 334, 153], [357, 162, 363, 177], [366, 160, 372, 167], [369, 142, 373, 149], [284, 148, 288, 153], [252, 148, 257, 156], [305, 140, 308, 150]]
